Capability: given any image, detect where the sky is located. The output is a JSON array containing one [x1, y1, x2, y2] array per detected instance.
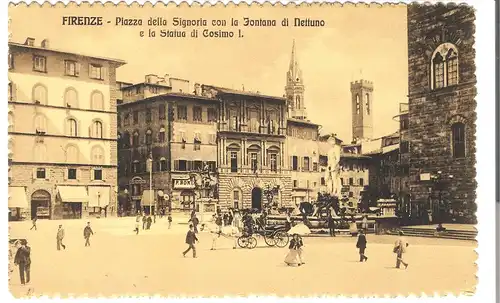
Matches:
[[9, 3, 408, 141]]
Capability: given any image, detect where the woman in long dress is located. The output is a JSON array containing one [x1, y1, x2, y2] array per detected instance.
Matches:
[[284, 234, 304, 266]]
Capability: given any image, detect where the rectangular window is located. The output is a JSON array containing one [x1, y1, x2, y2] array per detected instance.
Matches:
[[36, 168, 46, 179], [312, 162, 318, 172], [303, 157, 310, 171], [193, 106, 202, 122], [146, 109, 152, 123], [230, 151, 238, 173], [340, 178, 344, 185], [193, 161, 203, 171], [89, 64, 104, 80], [133, 111, 139, 124], [177, 106, 187, 121], [292, 156, 298, 171], [33, 55, 47, 72], [178, 160, 187, 171], [270, 153, 277, 172], [359, 178, 364, 186], [320, 177, 325, 186], [250, 152, 258, 172], [293, 180, 298, 188], [8, 52, 13, 69], [349, 178, 353, 185], [68, 168, 77, 180], [159, 105, 166, 120], [207, 108, 217, 122], [94, 168, 103, 180], [348, 191, 354, 198], [64, 60, 79, 76]]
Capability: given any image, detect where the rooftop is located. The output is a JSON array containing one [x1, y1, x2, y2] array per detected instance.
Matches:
[[205, 85, 286, 102], [287, 118, 320, 127], [117, 92, 217, 108], [9, 40, 126, 66]]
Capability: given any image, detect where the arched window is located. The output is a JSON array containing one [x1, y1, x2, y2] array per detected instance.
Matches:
[[133, 131, 140, 146], [8, 112, 14, 132], [66, 118, 78, 136], [160, 157, 167, 171], [295, 95, 301, 109], [90, 91, 104, 110], [64, 87, 78, 108], [133, 160, 140, 173], [355, 94, 360, 114], [451, 122, 466, 158], [34, 143, 47, 162], [431, 43, 459, 90], [65, 145, 79, 163], [34, 114, 47, 132], [159, 127, 166, 143], [33, 84, 48, 104], [365, 93, 370, 115], [91, 120, 103, 138], [91, 145, 105, 165], [146, 129, 153, 145]]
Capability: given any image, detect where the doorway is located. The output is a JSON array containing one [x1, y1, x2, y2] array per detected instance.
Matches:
[[251, 187, 262, 211], [30, 190, 51, 219]]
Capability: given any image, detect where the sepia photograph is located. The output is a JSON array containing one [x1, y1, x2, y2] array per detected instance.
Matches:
[[6, 1, 493, 299]]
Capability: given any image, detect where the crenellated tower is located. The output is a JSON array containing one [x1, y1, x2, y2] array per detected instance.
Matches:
[[351, 79, 374, 141]]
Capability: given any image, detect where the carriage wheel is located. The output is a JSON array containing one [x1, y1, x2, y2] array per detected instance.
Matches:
[[274, 231, 290, 248], [247, 236, 258, 249], [264, 234, 276, 246], [237, 236, 249, 248]]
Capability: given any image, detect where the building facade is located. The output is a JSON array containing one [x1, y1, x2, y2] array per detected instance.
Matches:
[[407, 4, 477, 224], [8, 37, 125, 220], [339, 144, 370, 209], [117, 76, 218, 215], [201, 85, 292, 211]]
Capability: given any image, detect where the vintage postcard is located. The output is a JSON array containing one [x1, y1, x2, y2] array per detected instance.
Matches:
[[7, 0, 488, 299]]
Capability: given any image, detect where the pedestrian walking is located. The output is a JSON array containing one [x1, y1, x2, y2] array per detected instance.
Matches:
[[182, 225, 199, 258], [356, 229, 368, 262], [134, 214, 141, 235], [142, 214, 147, 230], [284, 234, 304, 266], [83, 222, 94, 247], [362, 215, 369, 232], [327, 213, 336, 237], [56, 225, 66, 250], [394, 231, 409, 269], [168, 213, 172, 229], [14, 239, 31, 285], [30, 216, 37, 231], [192, 215, 199, 233], [147, 216, 153, 229]]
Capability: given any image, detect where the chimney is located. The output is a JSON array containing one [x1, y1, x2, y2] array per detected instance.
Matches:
[[41, 39, 50, 48], [25, 37, 35, 46], [145, 74, 158, 84]]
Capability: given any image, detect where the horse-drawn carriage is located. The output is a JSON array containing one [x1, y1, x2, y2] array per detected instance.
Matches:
[[237, 220, 290, 249]]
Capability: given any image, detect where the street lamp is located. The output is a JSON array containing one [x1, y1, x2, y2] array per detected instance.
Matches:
[[147, 157, 153, 216]]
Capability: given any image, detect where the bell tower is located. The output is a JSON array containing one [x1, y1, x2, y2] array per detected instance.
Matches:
[[285, 40, 306, 120], [351, 80, 374, 142]]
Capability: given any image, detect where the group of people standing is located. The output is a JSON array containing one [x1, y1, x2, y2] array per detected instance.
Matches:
[[133, 212, 173, 235]]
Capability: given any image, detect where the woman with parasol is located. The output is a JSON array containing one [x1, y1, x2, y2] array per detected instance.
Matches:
[[284, 233, 305, 266]]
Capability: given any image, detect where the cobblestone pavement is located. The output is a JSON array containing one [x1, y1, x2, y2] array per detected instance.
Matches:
[[8, 217, 477, 298]]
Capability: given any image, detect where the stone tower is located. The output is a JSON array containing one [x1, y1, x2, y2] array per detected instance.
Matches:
[[285, 40, 307, 120], [350, 80, 374, 141]]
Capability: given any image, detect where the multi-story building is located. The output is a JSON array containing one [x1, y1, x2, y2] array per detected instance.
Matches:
[[117, 76, 218, 215], [407, 4, 477, 224], [339, 144, 370, 209], [200, 85, 292, 211], [393, 103, 411, 221], [8, 37, 126, 220]]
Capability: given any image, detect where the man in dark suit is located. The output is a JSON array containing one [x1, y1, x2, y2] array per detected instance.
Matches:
[[356, 229, 368, 262], [182, 225, 199, 258], [14, 239, 31, 285], [56, 225, 66, 250], [327, 214, 336, 237], [84, 222, 94, 247]]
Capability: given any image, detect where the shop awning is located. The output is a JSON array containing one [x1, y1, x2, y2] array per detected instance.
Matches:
[[8, 187, 28, 208], [88, 186, 111, 207], [57, 186, 89, 203], [141, 190, 155, 206]]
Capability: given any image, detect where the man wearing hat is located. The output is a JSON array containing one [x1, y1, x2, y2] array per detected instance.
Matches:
[[56, 225, 66, 250], [83, 222, 94, 247], [394, 230, 409, 269], [14, 239, 31, 285]]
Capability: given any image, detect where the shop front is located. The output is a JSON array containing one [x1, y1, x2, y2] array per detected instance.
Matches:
[[30, 189, 51, 219], [8, 186, 29, 221], [88, 186, 111, 218], [57, 186, 89, 219]]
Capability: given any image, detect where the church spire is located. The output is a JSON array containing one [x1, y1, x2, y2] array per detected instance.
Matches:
[[285, 40, 306, 120], [288, 39, 302, 83]]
